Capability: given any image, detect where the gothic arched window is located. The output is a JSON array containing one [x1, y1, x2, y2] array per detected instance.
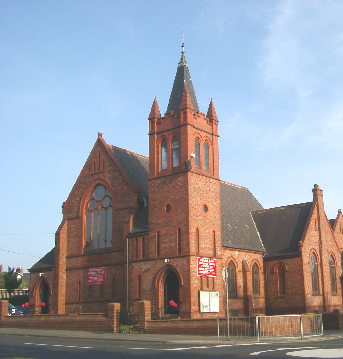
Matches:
[[195, 138, 200, 168], [161, 139, 168, 170], [85, 184, 112, 249], [311, 252, 319, 294], [278, 265, 285, 296], [252, 263, 260, 296], [172, 137, 180, 168], [329, 255, 337, 294], [228, 261, 237, 297], [203, 141, 209, 171]]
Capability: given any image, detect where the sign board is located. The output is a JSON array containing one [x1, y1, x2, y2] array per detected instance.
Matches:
[[199, 291, 219, 313], [197, 257, 216, 277], [87, 267, 106, 285]]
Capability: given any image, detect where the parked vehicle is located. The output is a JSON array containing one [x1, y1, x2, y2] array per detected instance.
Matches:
[[8, 303, 15, 315], [8, 303, 25, 315], [18, 306, 29, 315]]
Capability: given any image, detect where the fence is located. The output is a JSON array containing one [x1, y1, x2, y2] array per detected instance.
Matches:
[[217, 314, 323, 340], [0, 289, 29, 299]]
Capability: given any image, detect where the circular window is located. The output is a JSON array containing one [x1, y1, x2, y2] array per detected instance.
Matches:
[[166, 204, 172, 213], [203, 204, 208, 213]]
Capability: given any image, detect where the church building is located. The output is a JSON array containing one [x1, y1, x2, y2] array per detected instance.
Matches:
[[29, 44, 343, 320]]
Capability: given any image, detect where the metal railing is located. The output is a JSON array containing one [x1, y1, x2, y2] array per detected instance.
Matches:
[[217, 314, 323, 340], [0, 289, 29, 299]]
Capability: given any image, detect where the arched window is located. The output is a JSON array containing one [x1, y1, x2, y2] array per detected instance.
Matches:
[[228, 261, 237, 297], [177, 228, 181, 255], [156, 231, 160, 257], [161, 139, 168, 170], [172, 137, 180, 168], [329, 255, 337, 294], [196, 228, 200, 254], [85, 184, 112, 249], [278, 265, 285, 296], [252, 263, 260, 296], [195, 138, 200, 168], [311, 252, 319, 294], [203, 141, 209, 171]]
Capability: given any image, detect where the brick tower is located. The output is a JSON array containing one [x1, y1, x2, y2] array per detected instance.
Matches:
[[148, 43, 223, 319]]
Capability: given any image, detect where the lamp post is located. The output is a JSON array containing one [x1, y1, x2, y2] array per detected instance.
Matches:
[[222, 268, 229, 339]]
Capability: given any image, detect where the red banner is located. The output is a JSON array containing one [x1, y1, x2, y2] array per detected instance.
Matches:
[[197, 257, 216, 277], [87, 267, 106, 285]]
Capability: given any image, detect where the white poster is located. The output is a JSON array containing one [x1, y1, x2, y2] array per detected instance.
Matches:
[[199, 291, 219, 313]]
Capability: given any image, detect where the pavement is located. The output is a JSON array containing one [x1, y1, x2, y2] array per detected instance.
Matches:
[[1, 327, 343, 345]]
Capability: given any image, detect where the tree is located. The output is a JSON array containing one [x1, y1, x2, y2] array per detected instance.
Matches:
[[3, 267, 22, 297]]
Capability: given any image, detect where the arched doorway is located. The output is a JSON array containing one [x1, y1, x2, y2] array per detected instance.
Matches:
[[39, 281, 49, 314], [164, 271, 179, 315]]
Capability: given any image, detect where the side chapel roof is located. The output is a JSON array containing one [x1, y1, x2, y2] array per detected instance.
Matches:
[[252, 202, 313, 258], [220, 181, 265, 252], [30, 248, 55, 271], [166, 43, 199, 114]]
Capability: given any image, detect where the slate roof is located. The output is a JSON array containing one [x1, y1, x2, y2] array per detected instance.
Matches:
[[30, 248, 55, 271], [220, 181, 265, 252], [108, 145, 149, 200], [329, 219, 335, 229], [166, 43, 199, 114], [130, 205, 149, 234], [252, 202, 313, 258]]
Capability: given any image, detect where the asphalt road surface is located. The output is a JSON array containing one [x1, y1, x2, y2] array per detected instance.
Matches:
[[1, 334, 343, 359]]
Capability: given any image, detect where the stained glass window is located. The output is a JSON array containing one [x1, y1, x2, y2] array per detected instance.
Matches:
[[311, 253, 319, 294], [195, 138, 200, 168], [85, 184, 112, 249], [252, 263, 260, 296], [204, 142, 209, 171], [172, 137, 179, 168], [278, 265, 285, 296], [329, 255, 337, 294], [228, 261, 237, 297], [161, 139, 168, 170]]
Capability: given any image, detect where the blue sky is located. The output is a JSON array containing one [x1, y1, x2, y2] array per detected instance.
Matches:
[[1, 0, 342, 271]]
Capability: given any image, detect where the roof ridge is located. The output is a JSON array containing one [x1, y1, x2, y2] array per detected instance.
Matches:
[[220, 179, 247, 190], [253, 201, 313, 214], [107, 144, 149, 160]]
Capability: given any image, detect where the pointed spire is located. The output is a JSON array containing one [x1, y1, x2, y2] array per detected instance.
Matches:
[[167, 43, 199, 114], [180, 86, 194, 112], [207, 99, 218, 122], [149, 97, 161, 119]]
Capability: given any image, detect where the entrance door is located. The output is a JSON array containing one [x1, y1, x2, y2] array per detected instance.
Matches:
[[39, 281, 49, 314], [164, 271, 179, 314]]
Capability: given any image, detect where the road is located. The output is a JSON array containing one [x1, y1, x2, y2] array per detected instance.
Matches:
[[0, 334, 343, 358]]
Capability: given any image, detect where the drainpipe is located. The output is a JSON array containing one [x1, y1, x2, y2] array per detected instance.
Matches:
[[264, 257, 269, 315], [126, 238, 130, 325]]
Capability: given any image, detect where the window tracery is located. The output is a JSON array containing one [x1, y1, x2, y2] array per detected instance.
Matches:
[[85, 184, 112, 249]]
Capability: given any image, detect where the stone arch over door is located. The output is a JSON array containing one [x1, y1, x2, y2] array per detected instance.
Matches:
[[154, 265, 183, 316], [33, 278, 51, 314]]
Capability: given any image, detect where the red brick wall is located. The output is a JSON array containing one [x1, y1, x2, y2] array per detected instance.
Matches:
[[300, 187, 342, 313], [265, 256, 306, 315], [221, 248, 265, 317]]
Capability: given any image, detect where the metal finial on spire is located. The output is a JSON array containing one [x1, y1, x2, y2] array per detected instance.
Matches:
[[179, 27, 187, 66]]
